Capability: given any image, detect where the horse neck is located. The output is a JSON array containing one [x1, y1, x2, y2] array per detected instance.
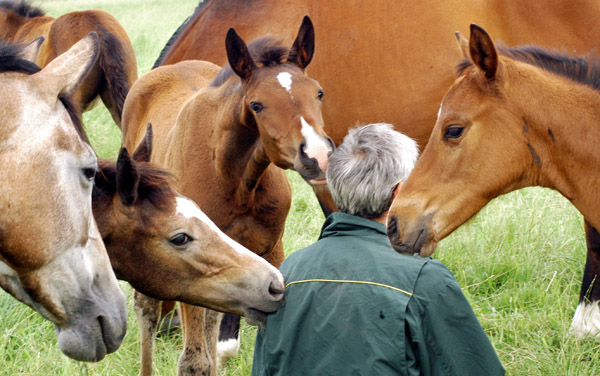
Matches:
[[506, 61, 600, 224], [0, 11, 25, 40], [211, 80, 272, 210]]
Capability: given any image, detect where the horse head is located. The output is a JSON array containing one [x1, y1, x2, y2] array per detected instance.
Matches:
[[0, 33, 127, 361], [225, 16, 334, 185]]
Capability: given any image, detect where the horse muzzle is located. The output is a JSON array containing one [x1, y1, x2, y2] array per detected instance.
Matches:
[[387, 212, 438, 257], [294, 136, 334, 186]]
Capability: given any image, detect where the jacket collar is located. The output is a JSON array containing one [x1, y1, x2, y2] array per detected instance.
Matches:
[[319, 212, 388, 239]]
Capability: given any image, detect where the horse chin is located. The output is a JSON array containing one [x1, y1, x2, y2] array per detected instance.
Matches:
[[55, 324, 109, 362], [243, 308, 269, 327], [307, 178, 327, 186], [418, 240, 439, 257]]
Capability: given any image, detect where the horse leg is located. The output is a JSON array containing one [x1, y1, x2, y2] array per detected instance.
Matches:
[[178, 303, 215, 376], [570, 219, 600, 336], [133, 290, 162, 376], [217, 240, 285, 364], [312, 184, 338, 217]]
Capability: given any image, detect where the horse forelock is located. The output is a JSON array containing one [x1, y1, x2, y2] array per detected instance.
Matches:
[[210, 36, 290, 87], [456, 44, 600, 93], [0, 0, 44, 18], [94, 160, 176, 210]]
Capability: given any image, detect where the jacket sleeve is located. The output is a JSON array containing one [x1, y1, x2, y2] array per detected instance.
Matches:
[[407, 261, 505, 376]]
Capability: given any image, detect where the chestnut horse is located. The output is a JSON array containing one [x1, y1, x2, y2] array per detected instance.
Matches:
[[0, 34, 127, 361], [122, 16, 332, 375], [155, 0, 600, 339], [387, 25, 600, 337], [0, 0, 137, 126], [92, 125, 285, 376]]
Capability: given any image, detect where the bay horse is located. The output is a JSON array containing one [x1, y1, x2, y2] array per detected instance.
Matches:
[[92, 125, 285, 376], [0, 34, 127, 361], [122, 16, 332, 375], [0, 0, 137, 127], [387, 25, 600, 337]]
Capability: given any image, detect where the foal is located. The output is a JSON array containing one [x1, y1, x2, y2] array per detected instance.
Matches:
[[122, 16, 333, 375]]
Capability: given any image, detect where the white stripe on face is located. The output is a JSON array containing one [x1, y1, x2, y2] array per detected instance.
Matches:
[[301, 117, 330, 158], [437, 103, 443, 119], [175, 197, 273, 265], [277, 72, 292, 93]]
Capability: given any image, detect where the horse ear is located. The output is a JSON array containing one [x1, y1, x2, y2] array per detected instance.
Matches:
[[116, 148, 140, 206], [287, 15, 315, 69], [455, 31, 469, 59], [39, 32, 99, 96], [20, 36, 44, 62], [225, 28, 256, 81], [132, 123, 153, 162], [469, 24, 498, 80]]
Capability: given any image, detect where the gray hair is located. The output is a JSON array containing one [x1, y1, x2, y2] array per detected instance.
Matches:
[[326, 123, 419, 218]]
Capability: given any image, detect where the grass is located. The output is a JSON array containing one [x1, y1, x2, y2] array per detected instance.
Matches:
[[1, 0, 598, 374]]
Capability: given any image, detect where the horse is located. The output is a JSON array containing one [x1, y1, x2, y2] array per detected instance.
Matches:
[[154, 0, 600, 339], [121, 16, 333, 375], [154, 0, 600, 213], [0, 0, 137, 127], [0, 34, 127, 362], [92, 124, 285, 376], [387, 24, 600, 337]]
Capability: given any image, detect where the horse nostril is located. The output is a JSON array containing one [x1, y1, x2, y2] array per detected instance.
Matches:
[[387, 215, 398, 239], [326, 136, 335, 154], [268, 279, 285, 300], [299, 140, 307, 157]]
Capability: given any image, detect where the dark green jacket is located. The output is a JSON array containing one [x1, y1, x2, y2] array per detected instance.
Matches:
[[252, 212, 504, 376]]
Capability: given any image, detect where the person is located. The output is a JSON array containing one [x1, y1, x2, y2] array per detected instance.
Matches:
[[252, 123, 505, 376]]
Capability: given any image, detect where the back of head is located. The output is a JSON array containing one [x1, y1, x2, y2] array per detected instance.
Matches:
[[327, 123, 419, 219]]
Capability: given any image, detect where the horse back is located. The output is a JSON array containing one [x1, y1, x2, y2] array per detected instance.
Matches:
[[121, 60, 221, 162]]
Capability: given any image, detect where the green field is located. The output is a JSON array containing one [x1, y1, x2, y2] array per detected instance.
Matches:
[[1, 0, 598, 374]]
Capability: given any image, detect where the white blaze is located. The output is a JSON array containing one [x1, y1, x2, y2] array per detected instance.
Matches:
[[277, 72, 292, 93], [301, 117, 329, 158], [175, 197, 274, 267]]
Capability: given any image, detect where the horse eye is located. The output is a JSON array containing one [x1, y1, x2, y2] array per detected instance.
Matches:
[[317, 90, 324, 100], [82, 167, 97, 181], [249, 102, 264, 113], [170, 233, 193, 247], [444, 126, 465, 140]]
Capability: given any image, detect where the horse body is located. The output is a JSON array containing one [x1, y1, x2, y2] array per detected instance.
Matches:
[[123, 17, 332, 374], [0, 34, 127, 361], [387, 25, 600, 336], [156, 0, 600, 150], [0, 1, 138, 126]]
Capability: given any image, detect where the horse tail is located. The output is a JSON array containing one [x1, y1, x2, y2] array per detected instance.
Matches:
[[96, 24, 135, 126]]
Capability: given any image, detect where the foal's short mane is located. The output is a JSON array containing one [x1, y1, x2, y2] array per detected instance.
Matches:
[[210, 36, 290, 87], [0, 41, 87, 142], [152, 0, 208, 69], [0, 0, 44, 18], [457, 45, 600, 93], [94, 160, 175, 210]]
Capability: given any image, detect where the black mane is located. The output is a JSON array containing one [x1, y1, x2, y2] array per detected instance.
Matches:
[[152, 1, 208, 69], [457, 45, 600, 92], [94, 160, 175, 210], [0, 0, 44, 18], [0, 40, 87, 142], [210, 36, 290, 87]]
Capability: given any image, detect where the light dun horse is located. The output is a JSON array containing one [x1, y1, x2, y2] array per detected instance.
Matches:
[[92, 125, 285, 376], [387, 25, 600, 337], [122, 16, 332, 375], [0, 0, 137, 126], [0, 34, 127, 361]]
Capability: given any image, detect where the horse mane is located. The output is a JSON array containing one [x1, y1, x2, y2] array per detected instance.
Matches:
[[93, 159, 176, 210], [457, 45, 600, 93], [0, 0, 44, 18], [152, 1, 208, 69], [210, 36, 289, 87], [0, 40, 87, 142]]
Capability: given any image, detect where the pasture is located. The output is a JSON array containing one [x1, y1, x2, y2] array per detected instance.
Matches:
[[0, 0, 598, 374]]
